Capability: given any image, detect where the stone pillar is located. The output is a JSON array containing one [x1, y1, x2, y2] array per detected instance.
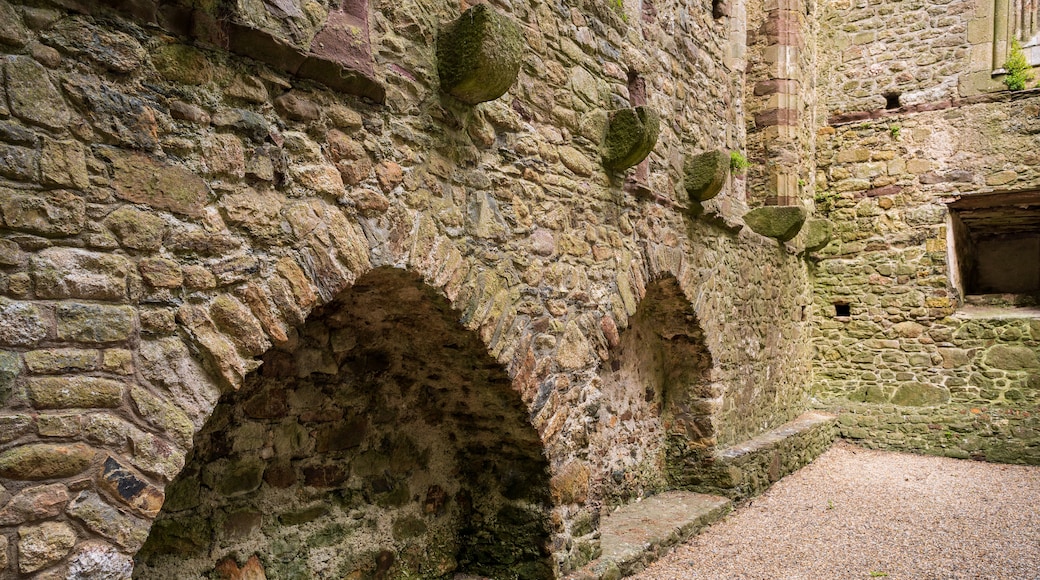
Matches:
[[749, 0, 806, 207]]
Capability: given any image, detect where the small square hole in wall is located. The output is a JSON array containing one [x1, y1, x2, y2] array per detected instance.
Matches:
[[834, 303, 851, 317], [883, 92, 900, 110]]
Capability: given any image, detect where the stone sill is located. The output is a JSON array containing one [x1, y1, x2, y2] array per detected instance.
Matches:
[[953, 303, 1040, 320]]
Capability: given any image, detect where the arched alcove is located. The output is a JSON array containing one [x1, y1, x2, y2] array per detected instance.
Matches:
[[599, 276, 719, 497], [134, 267, 553, 579]]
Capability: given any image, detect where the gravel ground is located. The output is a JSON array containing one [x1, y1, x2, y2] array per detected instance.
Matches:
[[632, 441, 1040, 580]]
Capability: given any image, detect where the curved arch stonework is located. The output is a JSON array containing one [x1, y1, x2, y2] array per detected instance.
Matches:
[[0, 0, 820, 577], [135, 267, 554, 579]]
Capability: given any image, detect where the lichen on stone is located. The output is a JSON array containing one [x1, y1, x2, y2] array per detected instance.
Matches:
[[601, 106, 660, 172], [437, 4, 524, 104]]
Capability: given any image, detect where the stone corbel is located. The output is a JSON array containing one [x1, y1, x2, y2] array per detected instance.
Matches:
[[437, 4, 524, 105], [601, 106, 660, 172], [743, 205, 807, 242]]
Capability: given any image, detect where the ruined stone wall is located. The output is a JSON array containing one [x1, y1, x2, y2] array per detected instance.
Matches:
[[818, 0, 1003, 116], [0, 0, 818, 577], [812, 96, 1040, 464]]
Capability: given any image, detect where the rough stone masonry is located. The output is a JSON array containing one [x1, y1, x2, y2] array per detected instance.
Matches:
[[0, 0, 1034, 577]]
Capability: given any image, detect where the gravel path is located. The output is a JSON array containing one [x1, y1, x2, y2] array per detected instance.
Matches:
[[632, 441, 1040, 580]]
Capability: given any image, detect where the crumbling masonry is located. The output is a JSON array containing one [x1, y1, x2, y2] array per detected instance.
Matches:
[[0, 0, 1035, 577]]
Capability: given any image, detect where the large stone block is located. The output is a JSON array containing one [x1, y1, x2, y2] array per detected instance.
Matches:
[[56, 303, 134, 343], [27, 376, 123, 409], [0, 298, 48, 346], [743, 205, 807, 242], [66, 490, 151, 551], [106, 149, 209, 217], [3, 55, 71, 130], [984, 345, 1039, 370], [601, 106, 660, 172], [437, 4, 523, 104], [18, 521, 77, 573], [684, 149, 730, 202], [803, 219, 832, 252], [0, 443, 96, 480], [32, 248, 134, 301], [0, 189, 85, 237], [890, 383, 950, 406]]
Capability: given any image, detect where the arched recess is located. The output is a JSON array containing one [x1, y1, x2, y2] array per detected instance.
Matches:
[[134, 267, 553, 579], [599, 276, 720, 497]]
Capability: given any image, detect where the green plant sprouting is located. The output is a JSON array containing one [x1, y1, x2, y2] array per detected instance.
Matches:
[[814, 189, 841, 215], [730, 150, 751, 172], [1003, 39, 1034, 91], [888, 123, 901, 139]]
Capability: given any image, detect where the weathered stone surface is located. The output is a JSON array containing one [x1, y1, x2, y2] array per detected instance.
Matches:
[[983, 345, 1039, 370], [43, 18, 146, 73], [98, 455, 165, 518], [139, 257, 184, 288], [32, 247, 134, 300], [210, 294, 271, 357], [24, 348, 97, 374], [743, 206, 807, 242], [4, 55, 71, 129], [107, 150, 209, 216], [66, 490, 150, 551], [0, 483, 69, 525], [890, 383, 950, 406], [203, 457, 266, 496], [437, 4, 523, 104], [18, 521, 77, 573], [684, 149, 730, 202], [56, 303, 134, 343], [104, 205, 167, 251], [40, 139, 90, 188], [178, 303, 261, 390], [0, 2, 28, 47], [27, 376, 123, 409], [601, 106, 660, 172], [137, 338, 221, 429], [803, 219, 832, 252], [0, 443, 95, 480], [130, 386, 195, 448], [66, 541, 134, 580], [0, 143, 36, 181], [0, 298, 48, 346], [0, 188, 85, 236], [0, 349, 20, 398], [214, 554, 267, 580], [152, 44, 213, 85]]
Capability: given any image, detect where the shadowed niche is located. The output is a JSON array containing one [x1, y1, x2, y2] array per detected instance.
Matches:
[[601, 276, 717, 496], [135, 267, 553, 579]]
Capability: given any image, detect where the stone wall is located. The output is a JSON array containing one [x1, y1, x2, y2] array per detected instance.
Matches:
[[818, 0, 1004, 116], [0, 0, 818, 577], [812, 96, 1040, 464]]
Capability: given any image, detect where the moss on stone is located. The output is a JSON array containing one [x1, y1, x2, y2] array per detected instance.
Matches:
[[803, 218, 833, 252], [437, 4, 523, 104], [601, 106, 660, 171], [891, 383, 950, 406], [684, 149, 730, 202], [743, 206, 807, 242]]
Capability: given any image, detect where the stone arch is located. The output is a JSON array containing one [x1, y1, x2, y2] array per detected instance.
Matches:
[[597, 274, 720, 499], [134, 266, 553, 579]]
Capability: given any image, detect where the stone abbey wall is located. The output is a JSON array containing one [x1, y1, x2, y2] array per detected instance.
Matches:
[[814, 1, 1040, 463], [0, 0, 821, 577]]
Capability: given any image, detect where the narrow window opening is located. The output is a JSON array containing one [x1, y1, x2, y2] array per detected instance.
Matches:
[[883, 92, 901, 110], [834, 303, 851, 317]]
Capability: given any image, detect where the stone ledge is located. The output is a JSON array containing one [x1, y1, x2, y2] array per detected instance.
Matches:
[[568, 490, 731, 580], [687, 411, 837, 500]]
